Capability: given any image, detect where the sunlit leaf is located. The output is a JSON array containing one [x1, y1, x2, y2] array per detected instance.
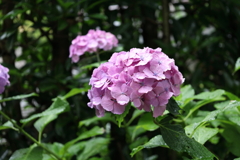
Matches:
[[193, 89, 225, 100], [137, 113, 159, 131], [9, 146, 43, 160], [20, 97, 69, 124], [77, 137, 110, 160], [186, 101, 240, 142], [63, 88, 89, 100], [0, 93, 38, 103], [234, 57, 240, 74], [0, 120, 18, 131], [185, 126, 218, 144], [131, 135, 168, 157]]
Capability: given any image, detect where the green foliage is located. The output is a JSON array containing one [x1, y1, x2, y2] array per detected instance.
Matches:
[[0, 93, 38, 103], [20, 97, 69, 125], [10, 146, 43, 160], [131, 135, 168, 157], [1, 0, 240, 159], [160, 123, 216, 159], [234, 57, 240, 74]]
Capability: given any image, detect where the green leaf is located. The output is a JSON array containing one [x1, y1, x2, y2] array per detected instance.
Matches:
[[186, 101, 240, 142], [63, 88, 89, 100], [9, 146, 43, 160], [166, 98, 181, 115], [86, 0, 108, 11], [63, 126, 104, 152], [0, 93, 38, 103], [67, 141, 86, 157], [88, 14, 107, 20], [34, 114, 58, 133], [175, 85, 195, 106], [126, 109, 145, 126], [20, 97, 69, 125], [129, 136, 148, 150], [193, 89, 225, 100], [2, 9, 27, 20], [115, 104, 131, 127], [79, 113, 115, 127], [185, 126, 218, 144], [0, 120, 18, 131], [160, 123, 216, 159], [81, 61, 106, 70], [137, 113, 159, 131], [225, 91, 240, 101], [42, 142, 64, 159], [223, 107, 240, 126], [131, 135, 168, 157], [184, 92, 226, 121], [77, 137, 110, 160], [57, 21, 68, 31], [234, 57, 240, 74], [221, 125, 240, 157], [128, 125, 146, 141]]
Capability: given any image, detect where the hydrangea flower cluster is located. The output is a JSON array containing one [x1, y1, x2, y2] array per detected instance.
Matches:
[[0, 64, 10, 94], [69, 29, 118, 63], [87, 47, 184, 117]]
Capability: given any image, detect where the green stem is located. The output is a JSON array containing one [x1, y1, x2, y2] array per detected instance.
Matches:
[[96, 51, 101, 65], [0, 110, 62, 160]]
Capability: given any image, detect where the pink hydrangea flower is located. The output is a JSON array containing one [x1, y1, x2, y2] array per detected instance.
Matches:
[[87, 47, 184, 117], [0, 64, 10, 94], [69, 29, 118, 63]]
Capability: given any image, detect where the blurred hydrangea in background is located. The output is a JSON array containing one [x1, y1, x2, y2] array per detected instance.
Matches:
[[69, 29, 118, 63], [0, 64, 10, 94]]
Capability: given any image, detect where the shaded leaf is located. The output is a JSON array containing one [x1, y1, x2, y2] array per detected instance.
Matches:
[[221, 125, 240, 157], [79, 113, 115, 127], [160, 123, 216, 159], [166, 98, 181, 115], [88, 14, 107, 20], [34, 114, 58, 133], [115, 103, 131, 127], [63, 126, 104, 151]]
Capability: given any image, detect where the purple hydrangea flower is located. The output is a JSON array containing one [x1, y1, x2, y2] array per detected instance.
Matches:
[[0, 64, 10, 94], [87, 47, 184, 117], [69, 29, 118, 63]]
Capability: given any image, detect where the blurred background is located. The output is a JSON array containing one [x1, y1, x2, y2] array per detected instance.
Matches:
[[0, 0, 240, 159]]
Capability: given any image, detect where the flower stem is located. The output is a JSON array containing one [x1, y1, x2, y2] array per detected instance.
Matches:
[[96, 51, 101, 65], [0, 110, 62, 160]]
